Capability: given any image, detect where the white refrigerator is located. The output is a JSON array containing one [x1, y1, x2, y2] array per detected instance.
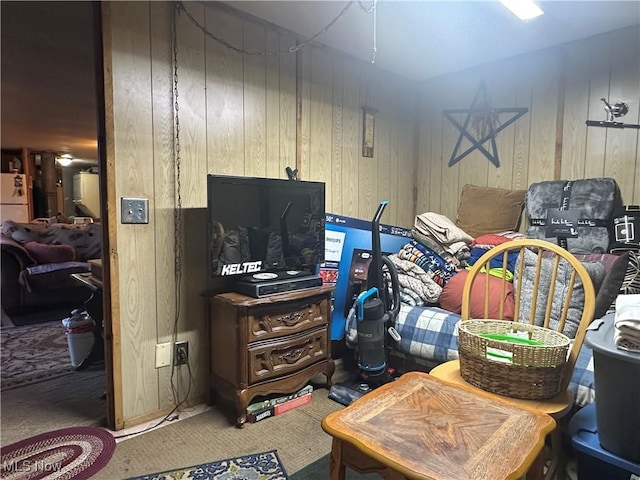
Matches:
[[1, 173, 30, 223]]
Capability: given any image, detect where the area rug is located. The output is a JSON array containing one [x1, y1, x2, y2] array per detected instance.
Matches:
[[0, 426, 116, 480], [125, 450, 289, 480], [1, 321, 75, 390], [290, 454, 378, 479]]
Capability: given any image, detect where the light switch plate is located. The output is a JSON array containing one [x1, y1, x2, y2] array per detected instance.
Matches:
[[155, 342, 172, 368], [121, 197, 149, 224]]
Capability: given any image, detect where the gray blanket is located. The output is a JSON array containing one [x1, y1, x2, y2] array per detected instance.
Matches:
[[526, 178, 622, 254], [515, 249, 604, 338]]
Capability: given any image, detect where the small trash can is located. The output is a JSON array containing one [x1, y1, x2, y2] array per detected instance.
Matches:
[[62, 309, 95, 368], [585, 312, 640, 462]]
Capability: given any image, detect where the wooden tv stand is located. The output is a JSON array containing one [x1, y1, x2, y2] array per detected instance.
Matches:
[[205, 284, 335, 427]]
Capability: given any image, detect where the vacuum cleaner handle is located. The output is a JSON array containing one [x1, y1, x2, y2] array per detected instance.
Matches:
[[356, 287, 379, 321], [367, 201, 388, 293]]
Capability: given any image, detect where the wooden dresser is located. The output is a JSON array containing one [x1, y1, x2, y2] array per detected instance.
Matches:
[[206, 284, 335, 427]]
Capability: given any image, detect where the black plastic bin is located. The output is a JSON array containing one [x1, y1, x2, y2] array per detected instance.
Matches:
[[584, 313, 640, 462]]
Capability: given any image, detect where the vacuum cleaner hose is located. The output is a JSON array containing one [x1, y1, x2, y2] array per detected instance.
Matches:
[[381, 255, 401, 319]]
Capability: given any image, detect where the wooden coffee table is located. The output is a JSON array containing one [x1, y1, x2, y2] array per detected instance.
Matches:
[[321, 371, 555, 480]]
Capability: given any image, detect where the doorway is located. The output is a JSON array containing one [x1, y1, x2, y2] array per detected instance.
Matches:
[[0, 1, 114, 432]]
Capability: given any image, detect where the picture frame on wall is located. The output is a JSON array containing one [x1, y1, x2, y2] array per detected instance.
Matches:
[[362, 106, 377, 158]]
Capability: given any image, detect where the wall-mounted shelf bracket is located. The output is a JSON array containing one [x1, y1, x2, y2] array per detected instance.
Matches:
[[586, 120, 640, 129]]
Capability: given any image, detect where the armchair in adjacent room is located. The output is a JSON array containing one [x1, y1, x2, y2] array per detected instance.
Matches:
[[1, 219, 102, 315]]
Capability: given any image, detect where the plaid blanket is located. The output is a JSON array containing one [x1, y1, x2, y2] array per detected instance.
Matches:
[[349, 304, 595, 407]]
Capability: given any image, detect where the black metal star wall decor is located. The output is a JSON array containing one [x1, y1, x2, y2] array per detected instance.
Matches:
[[444, 82, 528, 168]]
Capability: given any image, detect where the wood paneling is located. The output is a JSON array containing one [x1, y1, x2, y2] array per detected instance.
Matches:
[[605, 27, 639, 203], [243, 20, 267, 178], [104, 1, 419, 425], [109, 1, 159, 420], [179, 2, 207, 208], [340, 61, 360, 216], [279, 34, 297, 178], [103, 1, 639, 426], [528, 51, 561, 185], [175, 2, 208, 409], [308, 47, 333, 185], [511, 59, 533, 192], [330, 57, 344, 212], [561, 40, 591, 181], [265, 29, 280, 179], [395, 77, 417, 228], [149, 1, 177, 409], [416, 25, 639, 215], [356, 69, 377, 221], [205, 6, 244, 176]]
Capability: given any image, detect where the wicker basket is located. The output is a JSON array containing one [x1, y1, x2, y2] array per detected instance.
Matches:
[[458, 319, 570, 400]]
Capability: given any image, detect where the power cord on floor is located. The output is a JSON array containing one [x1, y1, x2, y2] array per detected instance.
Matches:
[[112, 361, 193, 440]]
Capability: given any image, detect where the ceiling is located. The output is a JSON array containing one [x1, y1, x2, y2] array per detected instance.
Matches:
[[1, 1, 638, 164], [227, 1, 640, 81], [1, 1, 97, 165]]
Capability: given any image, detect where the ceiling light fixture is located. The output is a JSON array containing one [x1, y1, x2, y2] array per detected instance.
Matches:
[[56, 154, 73, 167], [499, 0, 544, 20]]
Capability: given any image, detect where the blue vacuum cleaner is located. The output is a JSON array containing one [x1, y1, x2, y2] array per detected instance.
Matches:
[[328, 201, 401, 405]]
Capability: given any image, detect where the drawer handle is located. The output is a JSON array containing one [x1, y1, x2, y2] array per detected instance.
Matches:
[[281, 348, 304, 363], [278, 311, 303, 326]]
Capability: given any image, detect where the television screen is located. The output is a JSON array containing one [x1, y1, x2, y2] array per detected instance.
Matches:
[[320, 213, 412, 340], [207, 174, 325, 277]]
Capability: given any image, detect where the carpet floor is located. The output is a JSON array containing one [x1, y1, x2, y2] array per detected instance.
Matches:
[[1, 368, 107, 447], [0, 361, 581, 480], [1, 320, 81, 390], [92, 387, 344, 479]]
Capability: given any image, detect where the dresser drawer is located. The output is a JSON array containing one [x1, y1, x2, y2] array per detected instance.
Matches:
[[247, 297, 327, 342], [248, 327, 328, 384]]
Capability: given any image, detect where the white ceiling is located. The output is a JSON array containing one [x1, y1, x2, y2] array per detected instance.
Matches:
[[1, 1, 638, 163], [226, 1, 640, 81]]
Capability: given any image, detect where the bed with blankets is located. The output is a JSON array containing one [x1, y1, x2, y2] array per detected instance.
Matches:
[[345, 205, 634, 409]]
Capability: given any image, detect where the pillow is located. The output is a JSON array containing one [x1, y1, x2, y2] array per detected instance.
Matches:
[[593, 252, 630, 319], [455, 184, 527, 238], [620, 252, 640, 295], [515, 249, 605, 338], [439, 269, 515, 320], [24, 242, 76, 264]]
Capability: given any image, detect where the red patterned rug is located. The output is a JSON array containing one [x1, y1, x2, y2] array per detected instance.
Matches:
[[1, 321, 75, 391], [0, 426, 115, 480]]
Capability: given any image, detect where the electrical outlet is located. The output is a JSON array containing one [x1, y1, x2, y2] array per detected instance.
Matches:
[[121, 197, 149, 224], [155, 342, 172, 368], [174, 341, 189, 366]]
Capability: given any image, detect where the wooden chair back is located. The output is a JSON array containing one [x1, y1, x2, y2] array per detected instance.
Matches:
[[461, 238, 596, 392]]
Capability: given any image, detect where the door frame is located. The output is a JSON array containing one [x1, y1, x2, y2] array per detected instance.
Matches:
[[93, 1, 122, 431]]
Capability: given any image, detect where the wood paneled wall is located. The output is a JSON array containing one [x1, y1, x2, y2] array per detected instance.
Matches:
[[104, 1, 638, 425], [103, 1, 418, 425], [416, 26, 640, 221]]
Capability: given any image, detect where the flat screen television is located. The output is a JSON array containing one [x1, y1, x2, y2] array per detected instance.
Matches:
[[207, 174, 326, 278]]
